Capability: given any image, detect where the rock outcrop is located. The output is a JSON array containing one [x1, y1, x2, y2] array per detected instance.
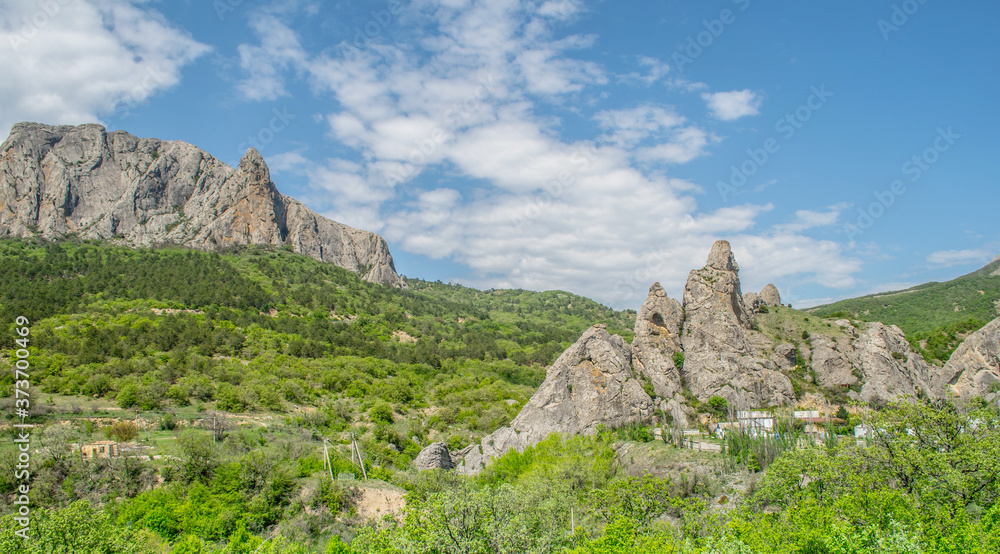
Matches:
[[848, 323, 938, 402], [0, 122, 403, 287], [632, 283, 684, 399], [743, 292, 763, 315], [941, 317, 1000, 400], [452, 240, 958, 475], [679, 241, 795, 407], [414, 443, 454, 471], [760, 284, 781, 307], [456, 324, 654, 475]]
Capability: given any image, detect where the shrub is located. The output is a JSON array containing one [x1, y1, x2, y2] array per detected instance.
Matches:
[[368, 401, 394, 425], [105, 421, 140, 442], [707, 395, 728, 417]]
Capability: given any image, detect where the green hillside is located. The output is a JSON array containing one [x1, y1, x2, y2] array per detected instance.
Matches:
[[2, 239, 999, 553], [808, 257, 1000, 362]]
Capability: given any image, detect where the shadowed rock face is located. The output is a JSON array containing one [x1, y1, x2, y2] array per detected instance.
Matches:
[[0, 122, 403, 287], [942, 317, 1000, 401], [849, 323, 938, 403], [632, 282, 684, 399], [456, 324, 654, 475]]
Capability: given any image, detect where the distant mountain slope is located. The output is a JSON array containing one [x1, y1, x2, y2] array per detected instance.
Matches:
[[0, 122, 403, 287], [809, 256, 1000, 361], [0, 238, 635, 440]]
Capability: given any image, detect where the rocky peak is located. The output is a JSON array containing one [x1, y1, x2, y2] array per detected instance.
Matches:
[[706, 240, 739, 271], [456, 324, 654, 475], [760, 284, 781, 306], [0, 122, 404, 288], [683, 242, 751, 345], [236, 147, 270, 185], [679, 242, 794, 406], [632, 282, 684, 399]]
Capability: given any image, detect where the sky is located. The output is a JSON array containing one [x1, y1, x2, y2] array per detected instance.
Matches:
[[2, 0, 999, 310]]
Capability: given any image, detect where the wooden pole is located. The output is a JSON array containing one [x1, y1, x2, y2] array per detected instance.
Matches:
[[352, 434, 368, 480], [324, 439, 335, 482]]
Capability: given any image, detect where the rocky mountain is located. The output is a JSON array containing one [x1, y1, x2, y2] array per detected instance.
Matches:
[[941, 317, 1000, 401], [0, 122, 403, 287], [448, 240, 958, 475], [679, 241, 795, 408], [456, 324, 654, 475]]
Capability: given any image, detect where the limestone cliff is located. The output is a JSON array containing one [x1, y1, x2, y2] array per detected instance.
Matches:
[[0, 122, 403, 287], [456, 324, 654, 475], [941, 317, 1000, 401], [679, 241, 795, 408]]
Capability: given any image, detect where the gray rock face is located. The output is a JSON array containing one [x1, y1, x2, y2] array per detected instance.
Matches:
[[0, 122, 403, 287], [809, 336, 858, 388], [773, 343, 798, 370], [632, 283, 684, 399], [680, 241, 794, 407], [743, 292, 763, 316], [456, 324, 654, 475], [942, 317, 1000, 400], [851, 323, 938, 402], [760, 284, 781, 307], [414, 442, 454, 471]]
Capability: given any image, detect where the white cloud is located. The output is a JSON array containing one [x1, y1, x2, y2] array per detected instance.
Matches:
[[235, 1, 861, 308], [702, 89, 762, 121], [0, 0, 209, 136], [617, 56, 671, 86], [595, 105, 685, 147], [637, 127, 711, 165], [927, 249, 994, 267], [237, 16, 307, 101], [774, 203, 850, 233]]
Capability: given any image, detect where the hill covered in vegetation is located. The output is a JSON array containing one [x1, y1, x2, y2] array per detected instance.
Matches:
[[2, 239, 999, 553]]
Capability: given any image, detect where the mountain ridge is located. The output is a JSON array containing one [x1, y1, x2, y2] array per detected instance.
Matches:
[[808, 256, 1000, 359], [0, 121, 403, 287]]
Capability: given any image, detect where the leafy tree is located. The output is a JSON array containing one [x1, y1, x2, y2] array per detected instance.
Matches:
[[0, 501, 149, 553]]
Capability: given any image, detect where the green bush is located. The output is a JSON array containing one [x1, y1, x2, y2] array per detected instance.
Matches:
[[368, 401, 394, 425]]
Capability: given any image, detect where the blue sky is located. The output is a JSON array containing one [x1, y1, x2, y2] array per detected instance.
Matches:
[[2, 0, 999, 309]]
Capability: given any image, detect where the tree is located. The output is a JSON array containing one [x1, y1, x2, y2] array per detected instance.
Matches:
[[368, 401, 394, 425], [0, 501, 149, 553], [589, 475, 680, 526], [177, 429, 216, 483], [860, 399, 1000, 511], [106, 420, 140, 442], [707, 396, 728, 418]]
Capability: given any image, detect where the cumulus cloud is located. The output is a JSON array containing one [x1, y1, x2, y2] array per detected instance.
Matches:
[[927, 249, 994, 268], [774, 203, 850, 233], [239, 1, 860, 307], [0, 0, 210, 136], [702, 89, 762, 121]]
